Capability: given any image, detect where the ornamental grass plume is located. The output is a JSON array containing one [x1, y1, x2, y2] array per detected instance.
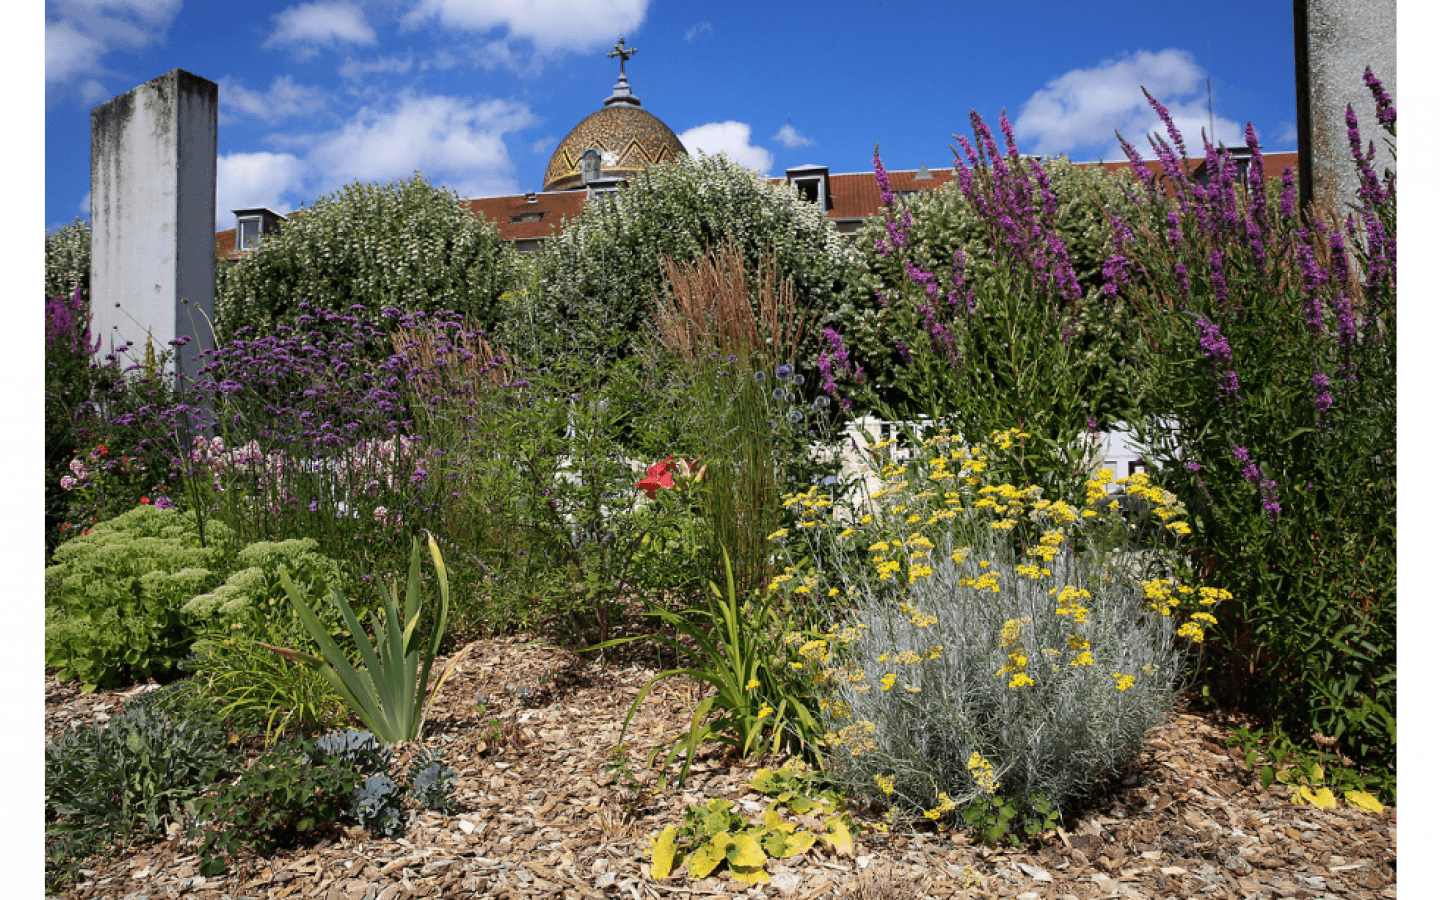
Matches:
[[769, 428, 1219, 825]]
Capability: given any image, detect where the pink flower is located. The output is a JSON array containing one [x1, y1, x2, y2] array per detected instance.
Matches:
[[637, 457, 676, 498], [59, 475, 76, 490], [374, 505, 389, 522]]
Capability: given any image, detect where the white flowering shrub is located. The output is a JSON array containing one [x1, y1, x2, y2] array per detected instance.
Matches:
[[510, 154, 861, 364], [771, 428, 1227, 832], [215, 173, 516, 341], [46, 218, 91, 302]]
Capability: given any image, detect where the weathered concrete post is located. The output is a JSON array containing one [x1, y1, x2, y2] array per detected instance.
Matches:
[[1292, 0, 1396, 218], [89, 69, 217, 384]]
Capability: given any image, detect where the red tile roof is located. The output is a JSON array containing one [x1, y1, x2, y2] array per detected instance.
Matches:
[[214, 152, 1300, 254], [465, 191, 587, 241]]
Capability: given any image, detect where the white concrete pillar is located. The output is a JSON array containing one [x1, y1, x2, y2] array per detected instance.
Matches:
[[1293, 0, 1396, 218], [90, 69, 217, 384]]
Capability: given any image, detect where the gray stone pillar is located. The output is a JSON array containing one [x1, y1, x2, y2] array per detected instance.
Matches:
[[90, 69, 217, 384], [1293, 0, 1396, 219]]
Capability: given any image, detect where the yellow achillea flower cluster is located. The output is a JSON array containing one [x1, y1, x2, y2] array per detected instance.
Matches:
[[880, 673, 897, 691], [875, 773, 896, 794], [1140, 580, 1227, 642], [960, 571, 1001, 593], [967, 752, 998, 794], [1000, 617, 1032, 648], [829, 719, 879, 756], [1113, 673, 1136, 691], [923, 791, 959, 820], [1015, 563, 1050, 580], [1051, 585, 1091, 624]]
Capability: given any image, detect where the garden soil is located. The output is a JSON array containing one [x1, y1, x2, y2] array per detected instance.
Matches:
[[46, 636, 1396, 899]]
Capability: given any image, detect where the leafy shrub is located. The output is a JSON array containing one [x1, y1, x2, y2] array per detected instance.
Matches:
[[45, 284, 101, 557], [1118, 75, 1396, 772], [46, 701, 232, 888], [45, 505, 238, 690], [45, 218, 90, 302], [513, 153, 860, 365], [774, 429, 1218, 833], [841, 151, 1143, 426], [407, 747, 459, 813], [214, 172, 516, 341], [190, 736, 362, 876]]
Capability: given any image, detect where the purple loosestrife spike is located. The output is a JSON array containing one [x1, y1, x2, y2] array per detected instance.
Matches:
[[1345, 105, 1387, 209], [1328, 230, 1352, 287], [1148, 133, 1190, 197], [1144, 87, 1190, 159], [873, 145, 895, 209], [1119, 132, 1155, 188], [999, 110, 1023, 163], [1174, 261, 1192, 297], [1363, 67, 1396, 130], [1209, 250, 1230, 311]]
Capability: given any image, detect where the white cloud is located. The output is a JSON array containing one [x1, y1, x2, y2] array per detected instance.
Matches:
[[403, 0, 648, 55], [78, 191, 91, 216], [211, 87, 541, 225], [1012, 49, 1243, 161], [530, 136, 557, 155], [263, 1, 377, 60], [773, 124, 813, 149], [1271, 121, 1299, 149], [306, 92, 538, 198], [679, 122, 774, 174], [216, 151, 308, 227], [45, 0, 183, 95], [220, 76, 330, 122], [684, 20, 712, 42]]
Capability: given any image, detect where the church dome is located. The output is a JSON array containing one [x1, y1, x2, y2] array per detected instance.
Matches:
[[541, 41, 687, 193]]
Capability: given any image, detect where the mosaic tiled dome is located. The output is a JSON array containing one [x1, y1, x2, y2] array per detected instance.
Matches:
[[542, 77, 687, 192]]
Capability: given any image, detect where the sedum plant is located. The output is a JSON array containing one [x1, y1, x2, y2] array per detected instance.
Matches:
[[45, 505, 238, 690], [772, 428, 1223, 834]]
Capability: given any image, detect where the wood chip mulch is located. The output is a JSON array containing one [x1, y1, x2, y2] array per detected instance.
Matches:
[[46, 636, 1396, 900]]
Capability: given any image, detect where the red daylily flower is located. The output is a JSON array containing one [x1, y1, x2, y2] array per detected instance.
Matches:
[[139, 496, 151, 504], [637, 456, 675, 498]]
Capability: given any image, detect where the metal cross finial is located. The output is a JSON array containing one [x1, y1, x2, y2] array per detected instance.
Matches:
[[608, 37, 637, 78]]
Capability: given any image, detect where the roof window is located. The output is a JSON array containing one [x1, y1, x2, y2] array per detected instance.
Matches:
[[785, 164, 830, 210], [232, 208, 286, 252]]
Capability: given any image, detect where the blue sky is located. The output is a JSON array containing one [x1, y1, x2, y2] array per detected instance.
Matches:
[[45, 0, 1307, 233]]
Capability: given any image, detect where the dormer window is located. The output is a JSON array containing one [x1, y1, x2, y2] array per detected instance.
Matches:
[[579, 148, 603, 186], [510, 211, 549, 224], [232, 207, 286, 252], [237, 215, 262, 251], [785, 164, 830, 210]]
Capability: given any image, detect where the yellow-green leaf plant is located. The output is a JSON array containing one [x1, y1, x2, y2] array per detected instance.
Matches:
[[648, 773, 853, 884], [268, 532, 468, 743]]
